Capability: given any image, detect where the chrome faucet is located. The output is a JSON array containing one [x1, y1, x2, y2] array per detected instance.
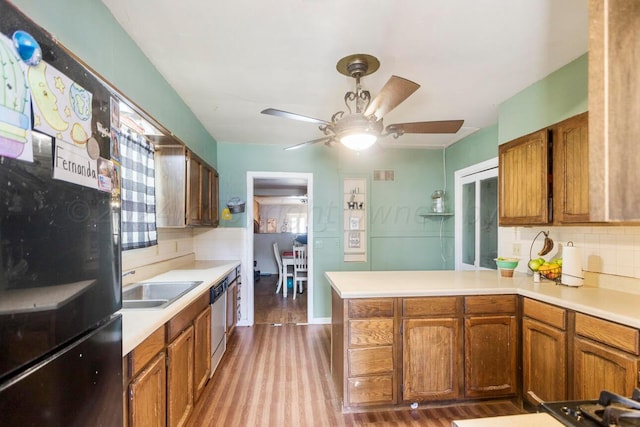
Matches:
[[122, 270, 136, 278]]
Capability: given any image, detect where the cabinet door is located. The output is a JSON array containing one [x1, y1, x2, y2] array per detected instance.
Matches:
[[553, 112, 590, 224], [226, 282, 237, 338], [573, 337, 639, 400], [211, 168, 219, 227], [200, 167, 212, 226], [167, 325, 194, 427], [498, 129, 550, 225], [155, 146, 187, 227], [464, 315, 517, 398], [522, 318, 567, 405], [193, 307, 211, 402], [129, 352, 166, 427], [186, 153, 202, 226], [403, 318, 461, 401]]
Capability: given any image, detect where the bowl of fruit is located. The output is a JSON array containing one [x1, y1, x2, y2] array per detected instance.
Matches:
[[528, 257, 562, 282], [494, 257, 520, 277]]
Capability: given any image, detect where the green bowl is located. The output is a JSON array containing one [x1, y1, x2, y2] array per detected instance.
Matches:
[[494, 258, 519, 269]]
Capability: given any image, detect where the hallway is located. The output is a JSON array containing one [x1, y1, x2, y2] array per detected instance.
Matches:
[[254, 274, 307, 325]]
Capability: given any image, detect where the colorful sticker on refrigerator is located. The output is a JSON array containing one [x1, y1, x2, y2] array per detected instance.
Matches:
[[97, 157, 114, 192], [53, 139, 98, 189], [110, 97, 120, 130], [110, 128, 121, 163], [0, 33, 33, 162], [28, 61, 92, 146], [111, 161, 121, 199]]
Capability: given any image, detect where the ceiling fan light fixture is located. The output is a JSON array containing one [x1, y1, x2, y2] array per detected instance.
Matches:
[[339, 131, 377, 151]]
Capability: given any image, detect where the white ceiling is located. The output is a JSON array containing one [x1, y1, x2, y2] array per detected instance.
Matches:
[[102, 0, 588, 150]]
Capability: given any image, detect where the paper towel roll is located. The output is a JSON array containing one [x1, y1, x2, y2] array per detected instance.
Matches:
[[561, 244, 583, 287]]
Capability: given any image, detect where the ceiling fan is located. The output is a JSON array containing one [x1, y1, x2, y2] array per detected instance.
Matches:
[[261, 53, 464, 151]]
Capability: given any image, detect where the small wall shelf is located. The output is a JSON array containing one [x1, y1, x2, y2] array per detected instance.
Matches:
[[420, 212, 454, 217], [343, 178, 367, 263]]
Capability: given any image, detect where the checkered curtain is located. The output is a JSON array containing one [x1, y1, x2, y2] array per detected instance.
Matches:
[[118, 129, 157, 250]]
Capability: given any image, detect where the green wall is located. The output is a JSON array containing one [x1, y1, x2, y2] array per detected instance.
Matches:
[[218, 142, 452, 316], [10, 0, 217, 166], [445, 53, 588, 214], [498, 54, 588, 144]]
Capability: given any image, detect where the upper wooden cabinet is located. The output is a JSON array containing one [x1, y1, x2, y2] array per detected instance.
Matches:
[[155, 145, 219, 228], [499, 129, 550, 225], [552, 112, 590, 224], [499, 113, 590, 226], [589, 0, 640, 222]]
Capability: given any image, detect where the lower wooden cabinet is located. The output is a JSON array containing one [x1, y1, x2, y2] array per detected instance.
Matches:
[[331, 293, 397, 410], [463, 295, 517, 399], [573, 313, 640, 399], [167, 325, 195, 427], [403, 318, 461, 401], [193, 307, 211, 402], [126, 292, 215, 427], [521, 298, 568, 405], [129, 353, 166, 427], [522, 318, 567, 404], [226, 279, 237, 339], [574, 337, 640, 399], [464, 315, 517, 398]]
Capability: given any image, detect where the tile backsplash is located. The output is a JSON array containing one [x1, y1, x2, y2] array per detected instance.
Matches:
[[500, 226, 640, 294]]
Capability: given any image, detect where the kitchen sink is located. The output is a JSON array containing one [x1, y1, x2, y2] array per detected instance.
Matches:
[[122, 300, 168, 309], [121, 281, 203, 310]]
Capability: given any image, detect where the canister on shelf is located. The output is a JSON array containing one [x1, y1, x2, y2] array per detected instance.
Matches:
[[431, 190, 445, 213]]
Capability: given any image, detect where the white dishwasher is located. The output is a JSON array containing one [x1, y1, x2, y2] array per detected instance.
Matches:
[[209, 277, 227, 377]]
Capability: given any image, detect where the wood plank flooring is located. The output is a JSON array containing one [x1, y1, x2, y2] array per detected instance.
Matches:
[[187, 324, 526, 426], [254, 274, 307, 325]]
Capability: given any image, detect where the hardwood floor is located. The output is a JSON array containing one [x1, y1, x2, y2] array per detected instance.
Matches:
[[254, 274, 307, 325], [187, 324, 526, 426]]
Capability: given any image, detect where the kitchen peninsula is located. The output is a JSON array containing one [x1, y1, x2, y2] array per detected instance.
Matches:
[[327, 270, 640, 412]]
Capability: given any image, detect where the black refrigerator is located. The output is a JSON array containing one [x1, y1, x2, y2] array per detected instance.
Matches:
[[0, 2, 123, 426]]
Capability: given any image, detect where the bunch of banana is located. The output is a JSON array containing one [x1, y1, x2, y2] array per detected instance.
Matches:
[[538, 231, 554, 256]]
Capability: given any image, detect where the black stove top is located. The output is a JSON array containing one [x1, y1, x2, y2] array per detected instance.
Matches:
[[539, 389, 640, 427]]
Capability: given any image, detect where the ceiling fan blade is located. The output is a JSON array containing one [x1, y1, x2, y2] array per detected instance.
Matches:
[[364, 76, 420, 119], [261, 108, 330, 125], [284, 136, 333, 151], [386, 120, 464, 134]]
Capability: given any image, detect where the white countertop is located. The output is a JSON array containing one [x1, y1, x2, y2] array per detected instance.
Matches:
[[452, 412, 563, 427], [119, 260, 240, 356], [325, 270, 640, 329]]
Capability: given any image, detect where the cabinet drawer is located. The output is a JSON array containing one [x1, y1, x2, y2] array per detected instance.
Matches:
[[168, 293, 209, 341], [348, 346, 393, 377], [128, 325, 166, 378], [347, 375, 394, 406], [464, 295, 516, 315], [523, 298, 566, 330], [349, 319, 394, 346], [575, 313, 639, 355], [348, 298, 394, 318], [403, 297, 458, 317]]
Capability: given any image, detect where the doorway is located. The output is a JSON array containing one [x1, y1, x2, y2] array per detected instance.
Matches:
[[454, 158, 498, 270], [245, 172, 313, 325]]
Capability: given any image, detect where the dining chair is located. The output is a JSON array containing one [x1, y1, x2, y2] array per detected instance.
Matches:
[[292, 245, 308, 300], [273, 242, 293, 297]]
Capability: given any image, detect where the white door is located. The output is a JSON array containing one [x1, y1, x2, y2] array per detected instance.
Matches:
[[454, 159, 498, 270]]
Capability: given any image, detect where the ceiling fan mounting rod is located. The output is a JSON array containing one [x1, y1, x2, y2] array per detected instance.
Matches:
[[343, 78, 371, 114]]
